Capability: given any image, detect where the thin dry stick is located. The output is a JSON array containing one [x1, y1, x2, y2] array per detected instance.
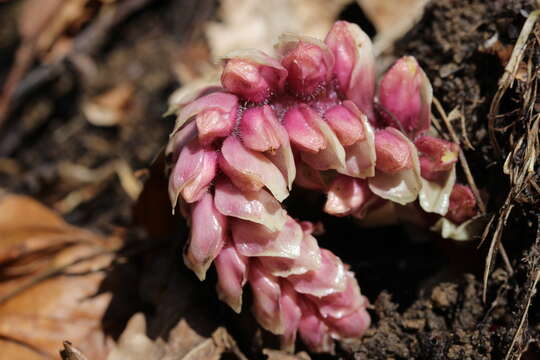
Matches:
[[433, 96, 514, 285], [504, 268, 540, 360]]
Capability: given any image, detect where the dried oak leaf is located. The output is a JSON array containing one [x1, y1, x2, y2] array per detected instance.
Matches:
[[107, 313, 247, 360], [0, 194, 122, 360]]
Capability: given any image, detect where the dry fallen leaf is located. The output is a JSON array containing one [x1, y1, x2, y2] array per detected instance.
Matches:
[[0, 194, 122, 359], [206, 0, 351, 57], [356, 0, 429, 54], [83, 83, 135, 127]]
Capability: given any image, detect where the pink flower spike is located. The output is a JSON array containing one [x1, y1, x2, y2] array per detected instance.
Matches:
[[231, 216, 302, 258], [326, 306, 371, 340], [168, 139, 217, 207], [240, 106, 282, 152], [249, 260, 284, 334], [173, 92, 238, 145], [283, 105, 327, 153], [415, 135, 459, 181], [214, 242, 248, 313], [324, 176, 371, 217], [221, 49, 287, 102], [298, 299, 335, 354], [446, 184, 477, 224], [214, 179, 287, 232], [378, 56, 432, 138], [219, 136, 289, 201], [184, 193, 226, 281], [288, 249, 346, 297], [374, 128, 413, 174], [324, 104, 364, 146], [313, 272, 366, 319], [279, 281, 302, 352], [277, 34, 334, 97], [325, 21, 375, 121]]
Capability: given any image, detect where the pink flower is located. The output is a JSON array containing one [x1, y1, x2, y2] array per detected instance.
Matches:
[[446, 184, 478, 224]]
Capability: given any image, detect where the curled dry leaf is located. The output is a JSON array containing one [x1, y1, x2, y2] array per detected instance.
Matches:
[[83, 83, 136, 127], [0, 194, 122, 360]]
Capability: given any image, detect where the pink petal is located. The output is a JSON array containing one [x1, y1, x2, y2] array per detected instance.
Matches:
[[297, 299, 335, 353], [168, 139, 217, 207], [214, 179, 287, 232], [312, 272, 366, 319], [338, 101, 376, 178], [267, 130, 296, 191], [259, 231, 322, 277], [282, 105, 327, 153], [279, 281, 302, 352], [414, 135, 459, 181], [419, 167, 456, 216], [240, 105, 282, 152], [184, 193, 227, 280], [325, 21, 375, 121], [378, 56, 432, 138], [214, 242, 248, 313], [166, 121, 197, 164], [446, 184, 477, 224], [219, 136, 289, 201], [324, 176, 371, 217], [231, 216, 302, 258], [288, 249, 346, 297], [326, 307, 371, 339], [221, 49, 287, 102], [277, 34, 334, 97], [368, 128, 422, 205], [173, 92, 238, 145], [286, 105, 345, 171], [324, 104, 364, 146], [374, 128, 413, 174], [249, 260, 284, 334]]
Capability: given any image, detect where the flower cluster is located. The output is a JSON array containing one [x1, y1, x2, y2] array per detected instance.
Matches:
[[166, 21, 477, 353]]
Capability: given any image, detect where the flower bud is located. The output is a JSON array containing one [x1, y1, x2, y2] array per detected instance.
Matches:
[[324, 176, 371, 217], [282, 105, 327, 153], [378, 56, 432, 138], [215, 242, 248, 313], [325, 21, 375, 121], [259, 230, 322, 277], [184, 193, 226, 281], [374, 128, 413, 174], [231, 216, 302, 258], [446, 184, 477, 224], [298, 299, 334, 354], [279, 281, 302, 352], [249, 260, 284, 334], [415, 135, 459, 181], [214, 179, 287, 232], [174, 92, 238, 146], [168, 139, 217, 207], [277, 35, 334, 97], [327, 307, 371, 339], [324, 105, 364, 146], [314, 272, 366, 319], [240, 105, 282, 152], [219, 136, 289, 201], [288, 249, 346, 297], [368, 128, 422, 205], [221, 50, 287, 102]]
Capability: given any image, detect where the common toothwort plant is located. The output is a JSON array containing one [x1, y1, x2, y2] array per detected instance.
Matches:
[[166, 21, 477, 353]]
